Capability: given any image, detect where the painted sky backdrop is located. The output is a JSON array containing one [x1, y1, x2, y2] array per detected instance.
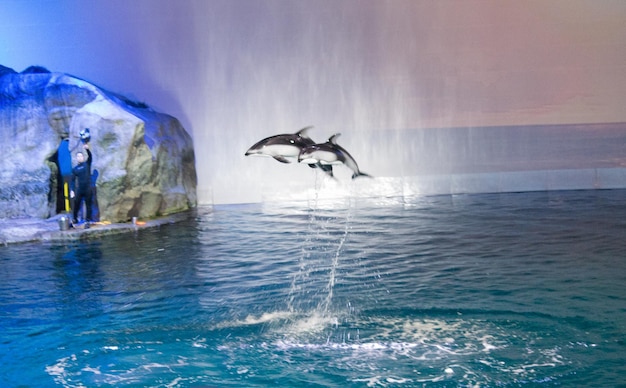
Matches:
[[2, 0, 626, 202]]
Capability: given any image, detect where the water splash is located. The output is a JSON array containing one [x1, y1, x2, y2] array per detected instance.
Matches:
[[285, 175, 355, 331], [317, 197, 352, 315]]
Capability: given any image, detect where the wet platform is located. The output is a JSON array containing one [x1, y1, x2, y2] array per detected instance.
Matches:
[[0, 212, 191, 245]]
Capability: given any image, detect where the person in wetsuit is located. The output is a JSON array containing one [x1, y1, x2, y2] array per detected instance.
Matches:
[[71, 143, 93, 224]]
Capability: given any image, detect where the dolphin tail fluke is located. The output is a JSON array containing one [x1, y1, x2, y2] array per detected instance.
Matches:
[[352, 171, 372, 180]]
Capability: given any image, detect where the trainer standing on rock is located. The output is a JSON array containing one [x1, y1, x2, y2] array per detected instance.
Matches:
[[71, 135, 94, 225]]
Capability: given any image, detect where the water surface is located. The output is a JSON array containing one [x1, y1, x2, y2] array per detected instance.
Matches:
[[1, 190, 625, 386]]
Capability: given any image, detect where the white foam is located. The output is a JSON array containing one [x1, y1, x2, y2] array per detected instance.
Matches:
[[82, 366, 102, 375], [219, 310, 340, 334], [192, 339, 209, 348], [241, 311, 293, 325], [214, 310, 295, 329], [274, 339, 421, 354], [286, 312, 339, 334]]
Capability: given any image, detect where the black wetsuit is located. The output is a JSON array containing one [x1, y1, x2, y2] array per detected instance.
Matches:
[[72, 149, 93, 222]]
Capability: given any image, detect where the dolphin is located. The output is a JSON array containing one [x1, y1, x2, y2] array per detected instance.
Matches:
[[298, 133, 371, 179], [245, 127, 334, 176]]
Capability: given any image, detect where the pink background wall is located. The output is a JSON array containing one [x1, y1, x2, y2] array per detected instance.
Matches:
[[2, 1, 625, 203]]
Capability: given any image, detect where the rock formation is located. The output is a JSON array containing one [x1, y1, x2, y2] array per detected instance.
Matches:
[[0, 65, 197, 222]]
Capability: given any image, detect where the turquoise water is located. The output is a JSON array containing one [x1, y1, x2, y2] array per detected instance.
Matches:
[[1, 190, 625, 387]]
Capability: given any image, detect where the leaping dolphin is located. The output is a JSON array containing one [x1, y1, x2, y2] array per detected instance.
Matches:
[[245, 127, 334, 176], [298, 133, 371, 179]]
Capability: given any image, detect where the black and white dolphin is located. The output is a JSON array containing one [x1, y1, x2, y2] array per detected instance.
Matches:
[[245, 127, 334, 176], [298, 133, 371, 179]]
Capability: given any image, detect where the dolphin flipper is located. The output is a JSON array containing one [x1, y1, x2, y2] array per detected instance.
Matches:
[[306, 162, 335, 178], [273, 156, 291, 163], [317, 163, 334, 178]]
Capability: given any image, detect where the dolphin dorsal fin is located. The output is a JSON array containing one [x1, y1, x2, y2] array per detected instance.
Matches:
[[328, 133, 341, 144], [296, 126, 314, 139]]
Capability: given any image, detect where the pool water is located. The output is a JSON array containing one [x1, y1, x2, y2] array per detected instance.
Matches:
[[1, 190, 625, 386]]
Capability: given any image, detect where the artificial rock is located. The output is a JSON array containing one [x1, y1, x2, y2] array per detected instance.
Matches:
[[0, 65, 197, 222]]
